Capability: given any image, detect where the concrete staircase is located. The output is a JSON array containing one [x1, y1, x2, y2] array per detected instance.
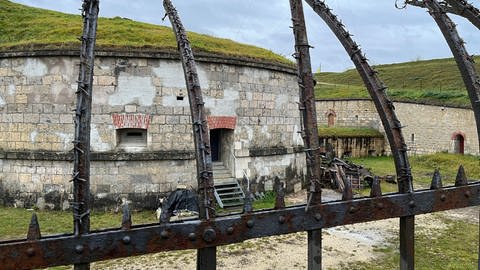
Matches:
[[213, 162, 245, 208]]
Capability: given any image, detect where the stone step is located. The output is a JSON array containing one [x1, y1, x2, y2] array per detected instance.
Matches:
[[213, 177, 245, 208], [214, 178, 238, 186], [214, 173, 233, 179]]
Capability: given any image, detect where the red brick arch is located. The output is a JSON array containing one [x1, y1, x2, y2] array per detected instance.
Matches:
[[451, 131, 466, 140], [112, 113, 151, 129], [207, 116, 237, 130]]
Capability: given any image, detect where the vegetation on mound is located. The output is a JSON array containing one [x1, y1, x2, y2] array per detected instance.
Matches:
[[319, 126, 384, 138], [0, 0, 292, 66], [315, 57, 480, 108]]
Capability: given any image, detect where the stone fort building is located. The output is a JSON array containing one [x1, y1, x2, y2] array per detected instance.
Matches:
[[2, 1, 478, 210], [0, 49, 306, 210]]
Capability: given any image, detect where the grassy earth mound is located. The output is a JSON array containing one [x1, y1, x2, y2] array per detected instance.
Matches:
[[315, 57, 480, 108], [0, 0, 292, 66]]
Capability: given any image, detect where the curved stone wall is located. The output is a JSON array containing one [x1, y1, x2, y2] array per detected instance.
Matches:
[[0, 51, 305, 209]]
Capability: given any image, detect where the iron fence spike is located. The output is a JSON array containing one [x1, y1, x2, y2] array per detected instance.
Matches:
[[121, 203, 132, 230], [455, 165, 468, 186], [27, 213, 41, 240], [342, 178, 353, 200], [274, 178, 286, 209], [243, 189, 253, 213], [430, 169, 443, 189], [370, 176, 382, 197]]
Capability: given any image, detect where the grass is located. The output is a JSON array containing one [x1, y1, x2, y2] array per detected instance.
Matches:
[[337, 216, 479, 270], [350, 153, 480, 194], [315, 57, 480, 108], [0, 193, 277, 240], [0, 0, 292, 66], [252, 191, 276, 210], [319, 126, 384, 138], [0, 207, 156, 240]]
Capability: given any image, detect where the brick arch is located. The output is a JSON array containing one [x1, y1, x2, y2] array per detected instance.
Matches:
[[207, 116, 237, 130], [325, 109, 336, 127], [451, 131, 466, 140], [452, 131, 466, 154], [325, 109, 336, 117]]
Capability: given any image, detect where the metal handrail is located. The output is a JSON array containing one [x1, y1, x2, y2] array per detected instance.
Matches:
[[231, 148, 250, 191]]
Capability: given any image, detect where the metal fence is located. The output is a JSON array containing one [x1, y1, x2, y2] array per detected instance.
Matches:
[[1, 0, 479, 269]]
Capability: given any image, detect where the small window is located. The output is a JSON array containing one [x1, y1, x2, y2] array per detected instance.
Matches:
[[177, 96, 184, 101], [411, 134, 415, 143], [117, 128, 147, 148]]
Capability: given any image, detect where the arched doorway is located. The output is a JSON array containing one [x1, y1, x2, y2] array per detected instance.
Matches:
[[207, 116, 237, 168], [325, 109, 336, 127], [452, 132, 465, 154]]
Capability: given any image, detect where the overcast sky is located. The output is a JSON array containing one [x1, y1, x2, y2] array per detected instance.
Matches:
[[10, 0, 480, 72]]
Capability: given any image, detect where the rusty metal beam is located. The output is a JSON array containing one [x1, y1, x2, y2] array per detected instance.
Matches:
[[72, 1, 99, 269], [445, 0, 480, 29], [1, 183, 480, 269], [162, 1, 216, 269], [289, 0, 324, 269], [406, 0, 480, 30]]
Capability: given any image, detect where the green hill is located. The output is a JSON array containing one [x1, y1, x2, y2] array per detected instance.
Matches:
[[315, 57, 480, 108], [0, 0, 292, 66]]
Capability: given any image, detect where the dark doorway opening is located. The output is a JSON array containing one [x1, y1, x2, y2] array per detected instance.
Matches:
[[210, 129, 221, 161], [454, 134, 465, 154]]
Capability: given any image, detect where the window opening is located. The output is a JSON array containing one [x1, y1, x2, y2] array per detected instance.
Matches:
[[117, 128, 147, 148]]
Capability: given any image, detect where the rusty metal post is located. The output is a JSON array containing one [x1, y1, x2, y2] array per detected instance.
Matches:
[[163, 1, 216, 269], [71, 1, 99, 269], [303, 1, 415, 269], [289, 0, 323, 268]]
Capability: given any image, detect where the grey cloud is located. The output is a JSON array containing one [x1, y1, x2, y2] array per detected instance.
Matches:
[[10, 0, 480, 72]]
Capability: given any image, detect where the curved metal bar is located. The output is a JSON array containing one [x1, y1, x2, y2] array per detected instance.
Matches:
[[407, 0, 480, 30], [163, 1, 216, 269], [303, 2, 415, 268], [420, 0, 480, 150], [304, 0, 413, 193], [445, 0, 480, 29]]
